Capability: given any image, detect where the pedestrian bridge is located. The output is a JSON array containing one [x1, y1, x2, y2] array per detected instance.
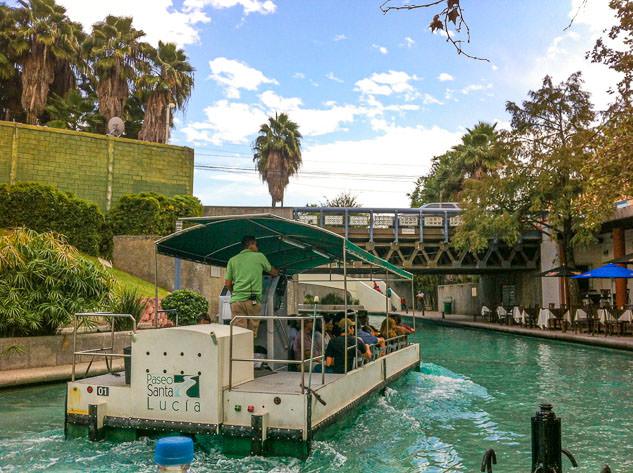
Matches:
[[291, 205, 540, 274]]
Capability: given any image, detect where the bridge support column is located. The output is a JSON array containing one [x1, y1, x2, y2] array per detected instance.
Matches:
[[614, 227, 627, 308]]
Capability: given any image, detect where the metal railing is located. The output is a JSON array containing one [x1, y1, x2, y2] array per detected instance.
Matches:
[[228, 315, 325, 393], [71, 312, 136, 382]]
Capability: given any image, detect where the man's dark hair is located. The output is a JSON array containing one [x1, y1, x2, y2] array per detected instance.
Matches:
[[242, 235, 257, 249]]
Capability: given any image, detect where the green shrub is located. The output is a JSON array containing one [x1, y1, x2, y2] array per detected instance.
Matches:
[[108, 192, 202, 236], [0, 228, 116, 336], [108, 287, 148, 331], [161, 289, 209, 326], [0, 182, 105, 256], [321, 292, 345, 305]]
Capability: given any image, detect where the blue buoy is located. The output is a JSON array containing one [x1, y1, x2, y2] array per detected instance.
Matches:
[[155, 436, 194, 472]]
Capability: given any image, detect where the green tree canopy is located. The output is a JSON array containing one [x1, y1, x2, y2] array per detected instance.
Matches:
[[321, 191, 360, 207], [453, 73, 598, 274]]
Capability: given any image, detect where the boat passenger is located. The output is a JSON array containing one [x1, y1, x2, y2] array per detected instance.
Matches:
[[357, 315, 386, 350], [225, 235, 279, 338], [325, 318, 371, 373], [293, 318, 323, 364], [393, 314, 415, 334], [380, 316, 398, 340], [322, 316, 334, 346]]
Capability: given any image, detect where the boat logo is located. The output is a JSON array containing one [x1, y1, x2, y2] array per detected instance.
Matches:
[[173, 375, 200, 398]]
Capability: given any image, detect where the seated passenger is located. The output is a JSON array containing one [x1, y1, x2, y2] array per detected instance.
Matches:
[[380, 316, 398, 340], [393, 314, 415, 335], [357, 315, 386, 350], [322, 316, 334, 346], [325, 318, 371, 374], [293, 319, 323, 364]]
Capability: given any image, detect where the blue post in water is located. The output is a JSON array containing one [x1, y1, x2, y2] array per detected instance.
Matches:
[[155, 436, 194, 472]]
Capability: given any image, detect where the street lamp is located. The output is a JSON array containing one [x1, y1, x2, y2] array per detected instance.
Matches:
[[165, 103, 176, 143]]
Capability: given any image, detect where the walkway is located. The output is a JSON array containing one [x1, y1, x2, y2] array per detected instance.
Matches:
[[409, 310, 633, 352]]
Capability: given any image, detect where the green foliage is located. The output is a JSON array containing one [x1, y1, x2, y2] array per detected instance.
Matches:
[[44, 90, 103, 132], [0, 228, 115, 336], [253, 112, 302, 206], [161, 289, 208, 326], [107, 192, 202, 236], [321, 191, 360, 207], [303, 293, 314, 304], [321, 292, 345, 305], [108, 287, 147, 331], [454, 73, 597, 268], [0, 182, 105, 256]]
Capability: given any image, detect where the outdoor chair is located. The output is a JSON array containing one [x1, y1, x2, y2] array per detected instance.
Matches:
[[523, 307, 537, 328], [550, 307, 565, 331]]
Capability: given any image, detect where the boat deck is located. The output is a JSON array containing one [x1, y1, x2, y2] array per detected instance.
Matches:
[[76, 371, 128, 387], [232, 371, 344, 394]]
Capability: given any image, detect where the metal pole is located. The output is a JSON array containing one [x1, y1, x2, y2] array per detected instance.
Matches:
[[321, 311, 325, 385], [354, 310, 358, 371], [385, 271, 390, 351], [229, 319, 234, 390], [154, 245, 159, 328], [72, 314, 77, 381], [300, 318, 305, 393], [343, 240, 348, 374], [411, 278, 416, 331]]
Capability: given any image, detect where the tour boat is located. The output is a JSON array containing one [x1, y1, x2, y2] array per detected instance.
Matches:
[[64, 214, 420, 458]]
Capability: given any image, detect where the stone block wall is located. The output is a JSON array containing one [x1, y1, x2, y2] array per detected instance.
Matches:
[[0, 121, 194, 211]]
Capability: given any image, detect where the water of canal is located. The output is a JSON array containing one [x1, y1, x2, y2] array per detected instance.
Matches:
[[1, 321, 632, 472]]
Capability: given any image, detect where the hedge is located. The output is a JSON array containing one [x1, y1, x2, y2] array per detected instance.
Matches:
[[0, 182, 105, 256], [161, 289, 209, 326], [108, 192, 203, 236]]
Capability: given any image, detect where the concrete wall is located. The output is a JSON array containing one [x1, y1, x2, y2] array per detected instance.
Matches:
[[0, 331, 131, 371], [0, 121, 194, 211], [113, 236, 226, 319], [438, 283, 480, 315]]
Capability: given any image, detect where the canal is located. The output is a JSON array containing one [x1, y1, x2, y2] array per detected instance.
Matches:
[[1, 321, 632, 472]]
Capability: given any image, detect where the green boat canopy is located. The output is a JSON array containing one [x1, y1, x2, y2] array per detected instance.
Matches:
[[155, 214, 412, 280]]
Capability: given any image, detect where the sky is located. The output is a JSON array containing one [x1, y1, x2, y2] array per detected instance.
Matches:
[[38, 1, 624, 207]]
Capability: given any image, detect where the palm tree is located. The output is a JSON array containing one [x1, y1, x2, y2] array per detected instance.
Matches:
[[137, 41, 194, 144], [0, 5, 22, 121], [452, 121, 504, 179], [8, 0, 82, 124], [253, 113, 302, 207], [82, 15, 146, 124]]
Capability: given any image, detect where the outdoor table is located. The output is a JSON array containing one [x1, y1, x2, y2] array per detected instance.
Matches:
[[496, 306, 508, 323], [481, 306, 491, 321], [512, 306, 528, 324], [619, 309, 633, 322], [575, 308, 588, 320], [598, 309, 615, 324], [537, 308, 555, 329]]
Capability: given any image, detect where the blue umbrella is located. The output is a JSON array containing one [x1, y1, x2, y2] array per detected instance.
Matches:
[[571, 264, 633, 279]]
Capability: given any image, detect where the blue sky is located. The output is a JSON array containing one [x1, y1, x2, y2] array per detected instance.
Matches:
[[52, 1, 622, 207]]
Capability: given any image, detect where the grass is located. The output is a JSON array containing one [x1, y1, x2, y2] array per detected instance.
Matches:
[[83, 255, 170, 298]]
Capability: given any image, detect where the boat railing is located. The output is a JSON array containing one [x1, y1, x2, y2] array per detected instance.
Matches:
[[71, 312, 136, 382], [228, 315, 326, 393]]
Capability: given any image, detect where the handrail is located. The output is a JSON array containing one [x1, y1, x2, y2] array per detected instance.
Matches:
[[228, 315, 325, 393], [72, 313, 136, 382]]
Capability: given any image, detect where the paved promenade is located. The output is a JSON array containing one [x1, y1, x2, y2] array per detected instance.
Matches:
[[410, 310, 633, 352]]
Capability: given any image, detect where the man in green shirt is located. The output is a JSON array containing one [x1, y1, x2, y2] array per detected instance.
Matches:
[[225, 235, 278, 337]]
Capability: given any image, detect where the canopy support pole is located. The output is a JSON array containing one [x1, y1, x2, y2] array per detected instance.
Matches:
[[411, 278, 415, 331], [154, 245, 159, 328], [343, 240, 348, 374]]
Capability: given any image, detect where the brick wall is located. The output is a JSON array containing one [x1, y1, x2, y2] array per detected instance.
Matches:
[[0, 121, 194, 210]]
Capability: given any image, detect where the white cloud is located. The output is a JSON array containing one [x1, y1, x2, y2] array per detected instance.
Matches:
[[208, 57, 278, 98], [423, 93, 443, 105], [258, 90, 303, 110], [181, 100, 267, 145], [437, 72, 454, 82], [292, 72, 306, 79], [461, 83, 493, 95], [326, 72, 344, 83], [372, 44, 389, 55], [403, 37, 415, 48], [355, 70, 419, 100], [56, 0, 211, 46], [184, 0, 276, 15], [332, 34, 348, 41]]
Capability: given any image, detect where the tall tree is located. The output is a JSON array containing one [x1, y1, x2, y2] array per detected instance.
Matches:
[[137, 41, 194, 144], [253, 113, 302, 207], [0, 4, 22, 121], [453, 73, 597, 302], [8, 0, 82, 124], [82, 15, 146, 124], [322, 191, 360, 207]]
